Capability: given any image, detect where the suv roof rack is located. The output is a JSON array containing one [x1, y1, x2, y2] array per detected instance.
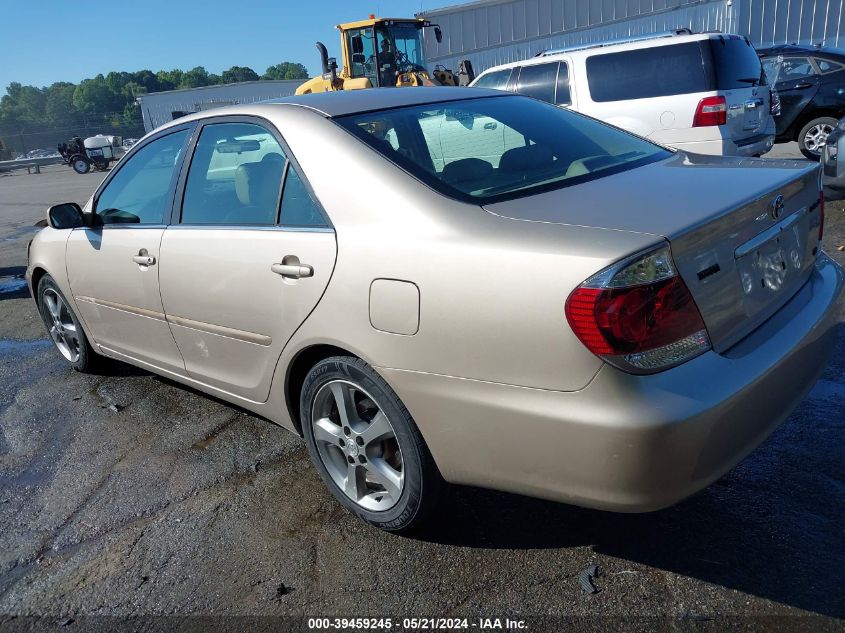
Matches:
[[539, 28, 699, 57]]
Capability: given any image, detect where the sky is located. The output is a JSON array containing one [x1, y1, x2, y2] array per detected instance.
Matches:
[[3, 0, 440, 91]]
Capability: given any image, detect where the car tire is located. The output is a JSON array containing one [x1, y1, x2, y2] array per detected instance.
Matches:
[[300, 356, 443, 532], [798, 116, 839, 160], [71, 156, 90, 174], [37, 274, 97, 372]]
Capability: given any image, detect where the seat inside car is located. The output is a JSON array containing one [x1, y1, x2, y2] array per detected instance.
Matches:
[[499, 145, 558, 180], [233, 153, 284, 224], [441, 157, 493, 187]]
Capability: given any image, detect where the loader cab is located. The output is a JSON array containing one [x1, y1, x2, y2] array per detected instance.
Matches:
[[342, 18, 432, 87]]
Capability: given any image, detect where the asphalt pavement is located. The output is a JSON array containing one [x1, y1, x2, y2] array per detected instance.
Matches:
[[0, 156, 843, 632]]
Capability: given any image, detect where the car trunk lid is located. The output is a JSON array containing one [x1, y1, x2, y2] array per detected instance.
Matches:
[[483, 152, 822, 353]]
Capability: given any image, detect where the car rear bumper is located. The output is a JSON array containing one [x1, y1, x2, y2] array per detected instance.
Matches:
[[379, 254, 844, 512], [672, 133, 775, 157]]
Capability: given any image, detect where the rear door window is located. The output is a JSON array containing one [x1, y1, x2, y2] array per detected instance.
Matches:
[[181, 122, 285, 226], [765, 56, 816, 84], [707, 36, 764, 88], [586, 42, 709, 102], [515, 62, 559, 103]]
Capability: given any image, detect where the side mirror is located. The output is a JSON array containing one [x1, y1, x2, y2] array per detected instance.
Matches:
[[47, 202, 85, 229], [434, 26, 443, 43]]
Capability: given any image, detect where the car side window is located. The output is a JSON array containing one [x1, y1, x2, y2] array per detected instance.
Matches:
[[473, 69, 513, 90], [181, 122, 286, 226], [556, 62, 571, 105], [778, 57, 816, 81], [94, 129, 189, 225], [280, 167, 328, 228], [516, 62, 559, 104], [586, 42, 709, 102]]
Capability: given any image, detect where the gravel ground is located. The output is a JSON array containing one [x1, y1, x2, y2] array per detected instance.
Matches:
[[0, 158, 843, 633]]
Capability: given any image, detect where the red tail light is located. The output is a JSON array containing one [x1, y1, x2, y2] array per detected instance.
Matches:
[[565, 245, 711, 373], [819, 189, 825, 241], [693, 96, 727, 127]]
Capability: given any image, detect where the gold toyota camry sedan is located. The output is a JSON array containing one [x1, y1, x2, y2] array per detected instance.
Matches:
[[27, 87, 844, 531]]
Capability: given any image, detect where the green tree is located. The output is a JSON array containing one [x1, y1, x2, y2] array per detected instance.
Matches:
[[156, 69, 184, 91], [105, 71, 132, 95], [179, 66, 211, 89], [129, 70, 160, 94], [262, 62, 309, 80], [221, 66, 259, 84], [72, 75, 120, 117], [44, 82, 77, 124]]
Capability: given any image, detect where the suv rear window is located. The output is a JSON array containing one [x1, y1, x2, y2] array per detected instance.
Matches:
[[586, 42, 709, 102], [336, 95, 670, 203], [708, 36, 765, 88]]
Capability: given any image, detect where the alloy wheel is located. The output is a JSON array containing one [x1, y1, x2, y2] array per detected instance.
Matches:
[[42, 288, 81, 362], [310, 380, 404, 511], [804, 122, 834, 154]]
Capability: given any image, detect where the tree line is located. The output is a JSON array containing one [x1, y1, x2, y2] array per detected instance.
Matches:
[[0, 62, 309, 153]]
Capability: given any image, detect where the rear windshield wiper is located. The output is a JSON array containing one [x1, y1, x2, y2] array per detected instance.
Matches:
[[736, 77, 760, 86]]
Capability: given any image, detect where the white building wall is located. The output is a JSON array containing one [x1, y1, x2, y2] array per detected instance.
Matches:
[[420, 0, 845, 75], [137, 80, 305, 133]]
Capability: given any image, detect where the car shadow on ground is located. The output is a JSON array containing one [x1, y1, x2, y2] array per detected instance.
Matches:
[[411, 323, 845, 618]]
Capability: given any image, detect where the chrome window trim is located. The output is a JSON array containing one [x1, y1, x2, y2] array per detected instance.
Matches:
[[167, 224, 334, 233], [77, 224, 168, 231]]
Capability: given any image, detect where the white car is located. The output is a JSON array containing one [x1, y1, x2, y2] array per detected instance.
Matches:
[[471, 30, 776, 157]]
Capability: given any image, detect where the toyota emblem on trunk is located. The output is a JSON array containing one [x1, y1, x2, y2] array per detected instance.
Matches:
[[770, 195, 785, 220]]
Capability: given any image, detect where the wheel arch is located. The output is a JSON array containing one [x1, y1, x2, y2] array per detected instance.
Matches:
[[791, 109, 844, 141], [284, 343, 362, 436], [30, 266, 48, 304]]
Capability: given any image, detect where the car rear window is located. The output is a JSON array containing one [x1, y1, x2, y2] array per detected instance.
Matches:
[[586, 42, 710, 102], [336, 95, 670, 204], [707, 36, 765, 88]]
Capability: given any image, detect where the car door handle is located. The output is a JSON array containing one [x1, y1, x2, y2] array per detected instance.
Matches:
[[793, 81, 814, 89], [271, 262, 313, 279], [132, 249, 156, 266]]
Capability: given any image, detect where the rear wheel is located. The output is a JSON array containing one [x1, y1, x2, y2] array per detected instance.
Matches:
[[37, 275, 97, 372], [301, 356, 443, 532], [71, 155, 90, 174], [798, 116, 838, 160]]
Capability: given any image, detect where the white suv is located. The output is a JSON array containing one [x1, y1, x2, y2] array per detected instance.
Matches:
[[470, 30, 776, 156]]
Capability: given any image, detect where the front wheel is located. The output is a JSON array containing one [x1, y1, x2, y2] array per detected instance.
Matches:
[[301, 356, 443, 532], [798, 116, 839, 160], [37, 275, 97, 372]]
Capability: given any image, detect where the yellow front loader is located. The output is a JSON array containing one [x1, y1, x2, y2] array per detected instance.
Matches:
[[296, 16, 473, 95]]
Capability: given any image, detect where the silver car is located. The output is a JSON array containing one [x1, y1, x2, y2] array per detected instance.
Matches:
[[27, 88, 844, 531]]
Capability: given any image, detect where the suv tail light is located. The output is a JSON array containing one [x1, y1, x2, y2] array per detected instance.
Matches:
[[565, 245, 711, 373], [693, 96, 727, 127]]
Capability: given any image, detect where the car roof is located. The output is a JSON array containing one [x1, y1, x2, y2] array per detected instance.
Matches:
[[263, 87, 512, 117]]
